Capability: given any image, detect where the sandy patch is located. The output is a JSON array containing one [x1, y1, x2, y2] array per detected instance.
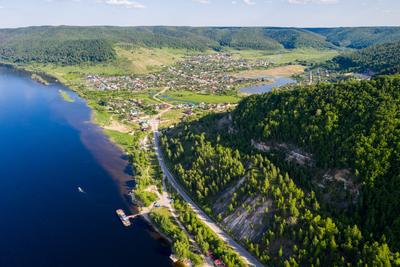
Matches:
[[103, 119, 131, 133], [234, 65, 305, 78]]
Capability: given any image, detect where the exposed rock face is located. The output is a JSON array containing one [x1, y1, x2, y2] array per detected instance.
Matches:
[[251, 139, 271, 152], [213, 176, 274, 243], [222, 196, 272, 242], [315, 168, 361, 209], [250, 139, 360, 215], [251, 139, 315, 167]]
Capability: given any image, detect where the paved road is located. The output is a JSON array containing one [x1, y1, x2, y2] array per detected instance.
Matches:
[[152, 129, 264, 267], [150, 88, 263, 267]]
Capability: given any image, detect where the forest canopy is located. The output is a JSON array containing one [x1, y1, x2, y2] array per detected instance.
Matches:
[[161, 76, 400, 266], [233, 77, 400, 250], [0, 39, 116, 65]]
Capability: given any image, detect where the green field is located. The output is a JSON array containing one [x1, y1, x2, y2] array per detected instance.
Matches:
[[90, 105, 112, 126], [103, 129, 133, 149], [114, 46, 193, 74], [160, 109, 185, 128], [162, 90, 241, 104]]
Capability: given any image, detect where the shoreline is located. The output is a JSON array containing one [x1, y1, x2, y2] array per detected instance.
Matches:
[[0, 61, 174, 249]]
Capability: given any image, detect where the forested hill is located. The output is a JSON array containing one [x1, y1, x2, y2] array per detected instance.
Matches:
[[2, 26, 400, 64], [161, 76, 400, 266], [308, 27, 400, 49], [332, 41, 400, 75], [233, 77, 400, 249], [0, 39, 116, 65]]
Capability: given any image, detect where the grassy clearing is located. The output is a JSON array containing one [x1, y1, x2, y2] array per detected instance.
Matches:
[[58, 90, 75, 102], [160, 109, 185, 129], [114, 46, 191, 74], [135, 190, 158, 207], [103, 129, 134, 150], [231, 48, 339, 65], [162, 90, 241, 104], [88, 102, 112, 126]]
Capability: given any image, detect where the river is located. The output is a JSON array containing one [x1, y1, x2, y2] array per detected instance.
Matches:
[[239, 76, 296, 94], [0, 66, 172, 267]]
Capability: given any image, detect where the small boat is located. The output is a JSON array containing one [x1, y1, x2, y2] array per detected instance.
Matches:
[[78, 187, 85, 193]]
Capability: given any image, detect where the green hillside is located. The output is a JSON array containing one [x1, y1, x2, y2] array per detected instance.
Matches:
[[160, 77, 400, 266], [333, 41, 400, 75], [263, 28, 333, 49], [233, 77, 400, 252], [0, 26, 215, 49]]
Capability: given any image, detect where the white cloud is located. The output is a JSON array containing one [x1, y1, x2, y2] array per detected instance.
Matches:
[[193, 0, 211, 4], [243, 0, 256, 5], [288, 0, 339, 4], [105, 0, 145, 8], [45, 0, 81, 2]]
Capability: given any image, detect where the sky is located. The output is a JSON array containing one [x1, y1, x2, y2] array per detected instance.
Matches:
[[0, 0, 399, 28]]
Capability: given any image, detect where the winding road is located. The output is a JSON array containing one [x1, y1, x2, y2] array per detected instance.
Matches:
[[149, 91, 264, 267]]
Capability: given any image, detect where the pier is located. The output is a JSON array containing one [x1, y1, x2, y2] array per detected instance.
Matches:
[[116, 209, 139, 227]]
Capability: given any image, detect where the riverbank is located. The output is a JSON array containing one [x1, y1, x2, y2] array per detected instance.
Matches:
[[0, 66, 174, 267], [0, 61, 172, 241]]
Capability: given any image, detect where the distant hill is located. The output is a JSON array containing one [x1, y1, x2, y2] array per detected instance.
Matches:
[[200, 27, 284, 50], [263, 28, 334, 49], [1, 26, 400, 65], [333, 41, 400, 75], [308, 27, 400, 49]]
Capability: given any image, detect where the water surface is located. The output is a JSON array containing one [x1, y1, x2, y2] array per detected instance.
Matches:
[[0, 66, 172, 267], [240, 76, 296, 94]]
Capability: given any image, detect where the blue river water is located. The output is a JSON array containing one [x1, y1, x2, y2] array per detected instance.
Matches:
[[0, 66, 172, 267], [240, 76, 296, 94]]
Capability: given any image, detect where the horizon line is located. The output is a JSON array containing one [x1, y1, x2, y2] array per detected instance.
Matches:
[[1, 24, 400, 30]]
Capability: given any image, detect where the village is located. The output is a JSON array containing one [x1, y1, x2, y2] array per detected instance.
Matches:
[[86, 53, 272, 94], [87, 53, 269, 131], [97, 93, 236, 131]]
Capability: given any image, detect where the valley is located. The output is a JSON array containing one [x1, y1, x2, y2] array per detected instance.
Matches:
[[1, 25, 400, 267]]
